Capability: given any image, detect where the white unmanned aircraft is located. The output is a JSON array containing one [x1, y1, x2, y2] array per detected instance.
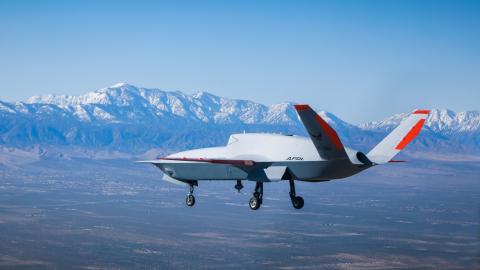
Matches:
[[140, 105, 429, 210]]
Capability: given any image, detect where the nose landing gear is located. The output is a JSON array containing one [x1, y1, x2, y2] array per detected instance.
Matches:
[[185, 181, 197, 207]]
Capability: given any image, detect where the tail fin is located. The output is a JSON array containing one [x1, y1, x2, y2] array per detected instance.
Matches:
[[367, 110, 430, 164]]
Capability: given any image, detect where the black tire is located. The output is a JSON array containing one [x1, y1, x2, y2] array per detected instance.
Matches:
[[186, 194, 195, 207], [292, 196, 304, 209], [249, 196, 261, 210]]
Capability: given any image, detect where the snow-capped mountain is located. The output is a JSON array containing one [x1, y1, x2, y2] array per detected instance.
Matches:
[[22, 83, 301, 126], [0, 83, 479, 160], [361, 109, 480, 134]]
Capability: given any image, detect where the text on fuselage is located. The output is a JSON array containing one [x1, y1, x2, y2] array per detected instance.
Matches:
[[286, 157, 304, 160]]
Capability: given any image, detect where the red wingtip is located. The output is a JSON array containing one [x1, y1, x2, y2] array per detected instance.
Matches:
[[413, 109, 431, 115], [294, 104, 310, 111]]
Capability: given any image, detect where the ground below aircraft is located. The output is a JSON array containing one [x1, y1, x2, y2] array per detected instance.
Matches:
[[140, 105, 429, 210]]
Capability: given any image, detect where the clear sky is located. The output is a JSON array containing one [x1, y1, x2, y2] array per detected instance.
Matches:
[[1, 0, 479, 123]]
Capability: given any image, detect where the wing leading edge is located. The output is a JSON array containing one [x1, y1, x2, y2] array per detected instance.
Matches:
[[158, 157, 256, 166]]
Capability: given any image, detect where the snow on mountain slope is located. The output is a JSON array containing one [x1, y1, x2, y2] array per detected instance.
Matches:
[[24, 83, 300, 125], [360, 109, 480, 133], [22, 82, 480, 134], [1, 83, 479, 157]]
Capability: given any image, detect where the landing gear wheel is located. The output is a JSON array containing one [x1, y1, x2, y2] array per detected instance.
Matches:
[[185, 181, 197, 207], [291, 196, 304, 209], [249, 182, 264, 210], [186, 194, 195, 207], [289, 179, 303, 209], [253, 192, 263, 205], [249, 196, 261, 210]]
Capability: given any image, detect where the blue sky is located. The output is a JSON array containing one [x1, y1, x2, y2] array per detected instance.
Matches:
[[1, 0, 479, 123]]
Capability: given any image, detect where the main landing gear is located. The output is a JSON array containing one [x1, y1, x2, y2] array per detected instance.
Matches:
[[183, 179, 303, 210], [249, 182, 263, 210], [248, 180, 304, 210], [289, 179, 304, 209], [185, 181, 197, 207]]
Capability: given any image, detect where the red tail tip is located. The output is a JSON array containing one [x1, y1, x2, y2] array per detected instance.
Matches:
[[413, 109, 431, 115], [294, 104, 310, 111]]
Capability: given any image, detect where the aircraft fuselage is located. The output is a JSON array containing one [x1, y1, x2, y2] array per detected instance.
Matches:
[[155, 133, 370, 182]]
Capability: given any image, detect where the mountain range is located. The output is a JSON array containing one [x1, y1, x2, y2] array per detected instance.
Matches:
[[1, 83, 479, 162]]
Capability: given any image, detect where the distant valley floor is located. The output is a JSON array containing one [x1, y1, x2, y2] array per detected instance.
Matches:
[[0, 158, 479, 269]]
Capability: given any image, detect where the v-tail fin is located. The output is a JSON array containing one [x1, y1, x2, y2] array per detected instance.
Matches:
[[367, 110, 430, 164]]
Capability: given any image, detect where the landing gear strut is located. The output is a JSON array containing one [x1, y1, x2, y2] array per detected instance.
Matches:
[[289, 179, 304, 209], [186, 181, 197, 207], [249, 182, 263, 210]]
